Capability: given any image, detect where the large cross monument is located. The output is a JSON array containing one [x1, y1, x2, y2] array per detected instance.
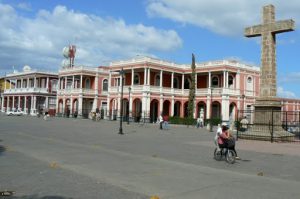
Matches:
[[244, 4, 295, 139]]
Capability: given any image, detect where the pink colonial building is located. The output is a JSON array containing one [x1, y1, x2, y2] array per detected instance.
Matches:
[[54, 56, 300, 124], [1, 66, 58, 115], [56, 66, 109, 118], [107, 56, 260, 123]]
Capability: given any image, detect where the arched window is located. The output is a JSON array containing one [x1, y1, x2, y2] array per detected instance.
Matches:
[[155, 74, 160, 86], [228, 75, 234, 88], [103, 79, 108, 91], [173, 77, 179, 88], [85, 78, 90, 89], [134, 74, 140, 85], [247, 76, 253, 91], [212, 76, 219, 87]]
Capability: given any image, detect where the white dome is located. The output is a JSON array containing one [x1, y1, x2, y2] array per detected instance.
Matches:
[[23, 65, 31, 72]]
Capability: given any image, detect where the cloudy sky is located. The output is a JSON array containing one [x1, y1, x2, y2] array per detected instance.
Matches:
[[0, 0, 300, 98]]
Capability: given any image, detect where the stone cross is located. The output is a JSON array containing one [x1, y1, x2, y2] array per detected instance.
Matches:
[[245, 4, 295, 98]]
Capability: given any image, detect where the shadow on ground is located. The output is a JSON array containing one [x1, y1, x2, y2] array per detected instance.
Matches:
[[8, 195, 72, 199], [0, 139, 6, 156]]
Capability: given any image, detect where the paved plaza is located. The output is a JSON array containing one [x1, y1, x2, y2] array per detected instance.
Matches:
[[1, 114, 300, 199]]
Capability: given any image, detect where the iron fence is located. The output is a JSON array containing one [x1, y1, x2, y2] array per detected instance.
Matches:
[[235, 109, 300, 143]]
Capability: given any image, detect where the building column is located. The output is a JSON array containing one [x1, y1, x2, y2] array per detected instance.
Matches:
[[7, 96, 10, 111], [62, 98, 66, 115], [181, 74, 185, 93], [144, 68, 147, 85], [147, 68, 150, 85], [131, 68, 134, 86], [95, 74, 99, 95], [34, 77, 37, 89], [159, 95, 163, 115], [171, 72, 174, 89], [45, 96, 49, 109], [55, 97, 59, 115], [27, 78, 29, 88], [171, 96, 174, 116], [108, 71, 112, 91], [222, 96, 229, 121], [12, 96, 15, 111], [1, 96, 4, 112], [236, 70, 240, 90], [65, 77, 67, 89], [223, 70, 226, 88], [208, 71, 211, 88], [206, 97, 211, 119], [24, 96, 27, 113], [33, 96, 37, 111], [46, 77, 49, 90], [21, 78, 23, 88], [70, 97, 73, 115], [18, 96, 21, 110], [226, 71, 229, 88], [80, 75, 83, 89]]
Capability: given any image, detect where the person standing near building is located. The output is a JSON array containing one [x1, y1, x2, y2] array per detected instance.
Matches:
[[159, 114, 163, 130]]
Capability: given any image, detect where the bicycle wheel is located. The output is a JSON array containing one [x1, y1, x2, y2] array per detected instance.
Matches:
[[214, 148, 222, 161], [226, 149, 236, 164]]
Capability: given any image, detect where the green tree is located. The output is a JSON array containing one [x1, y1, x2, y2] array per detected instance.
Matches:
[[187, 53, 196, 120]]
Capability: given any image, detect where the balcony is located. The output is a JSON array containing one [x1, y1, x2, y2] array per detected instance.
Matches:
[[4, 88, 49, 94], [109, 85, 246, 97], [57, 88, 96, 95]]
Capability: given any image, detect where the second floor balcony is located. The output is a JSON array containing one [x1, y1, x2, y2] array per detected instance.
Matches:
[[4, 87, 54, 94]]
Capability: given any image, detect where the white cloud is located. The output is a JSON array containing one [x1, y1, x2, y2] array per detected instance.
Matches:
[[146, 0, 300, 36], [278, 72, 300, 84], [0, 3, 182, 74], [278, 86, 296, 98]]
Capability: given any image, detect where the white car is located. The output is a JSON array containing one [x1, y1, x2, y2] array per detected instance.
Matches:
[[6, 110, 24, 116]]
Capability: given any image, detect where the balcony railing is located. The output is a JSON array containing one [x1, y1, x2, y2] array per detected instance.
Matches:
[[57, 88, 96, 95], [4, 88, 49, 94], [108, 86, 250, 97]]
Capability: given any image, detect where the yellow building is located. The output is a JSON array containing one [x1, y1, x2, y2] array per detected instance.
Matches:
[[0, 77, 11, 111]]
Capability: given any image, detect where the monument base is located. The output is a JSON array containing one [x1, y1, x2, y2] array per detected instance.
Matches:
[[239, 98, 294, 141]]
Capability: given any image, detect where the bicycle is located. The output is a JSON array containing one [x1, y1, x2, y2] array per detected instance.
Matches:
[[214, 147, 236, 164]]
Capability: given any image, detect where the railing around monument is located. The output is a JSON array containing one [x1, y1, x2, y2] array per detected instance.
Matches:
[[236, 109, 300, 143]]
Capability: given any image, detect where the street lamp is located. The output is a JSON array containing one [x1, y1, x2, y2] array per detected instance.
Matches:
[[209, 87, 213, 132], [127, 86, 131, 125], [119, 68, 124, 135]]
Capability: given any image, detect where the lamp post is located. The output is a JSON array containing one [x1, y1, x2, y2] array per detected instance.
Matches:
[[127, 86, 131, 125], [209, 87, 213, 132], [119, 68, 124, 135]]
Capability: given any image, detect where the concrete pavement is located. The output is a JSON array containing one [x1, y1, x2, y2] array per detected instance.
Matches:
[[1, 115, 300, 199]]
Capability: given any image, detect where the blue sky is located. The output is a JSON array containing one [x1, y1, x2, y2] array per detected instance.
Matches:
[[0, 0, 300, 98]]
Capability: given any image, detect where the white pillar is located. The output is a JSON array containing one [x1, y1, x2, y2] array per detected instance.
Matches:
[[223, 71, 226, 88], [21, 78, 23, 88], [206, 97, 211, 119], [27, 78, 29, 88], [144, 68, 147, 85], [226, 71, 229, 88], [45, 97, 49, 109], [7, 96, 10, 111], [72, 76, 75, 89], [182, 74, 185, 93], [171, 97, 174, 116], [147, 68, 150, 85], [80, 75, 83, 89], [159, 95, 163, 115], [95, 74, 99, 94], [236, 70, 240, 90], [78, 95, 83, 117], [33, 96, 37, 111], [12, 96, 15, 111], [208, 71, 211, 88], [55, 97, 59, 115], [1, 96, 4, 112], [46, 77, 49, 90], [160, 70, 163, 88], [18, 96, 21, 110], [171, 72, 174, 89], [65, 77, 67, 89], [131, 68, 134, 86], [34, 77, 37, 88]]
